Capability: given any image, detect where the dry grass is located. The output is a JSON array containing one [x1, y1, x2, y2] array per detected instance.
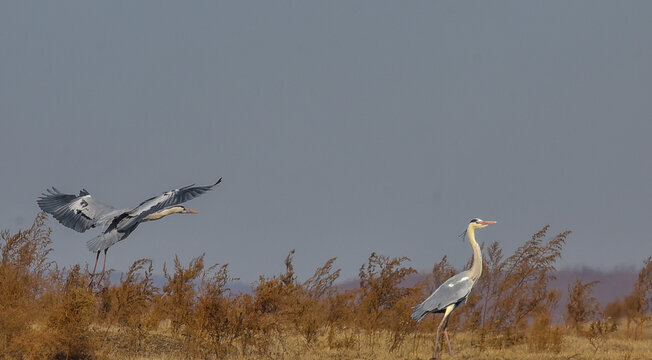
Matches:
[[93, 324, 652, 360], [1, 214, 651, 360]]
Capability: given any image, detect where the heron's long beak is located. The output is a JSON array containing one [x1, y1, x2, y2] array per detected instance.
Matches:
[[186, 209, 199, 214], [478, 220, 496, 225]]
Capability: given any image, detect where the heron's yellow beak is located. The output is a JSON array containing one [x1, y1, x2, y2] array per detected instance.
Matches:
[[478, 220, 496, 225], [186, 209, 199, 214]]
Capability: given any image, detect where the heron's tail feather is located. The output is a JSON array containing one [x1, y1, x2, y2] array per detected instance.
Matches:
[[86, 232, 122, 252], [411, 303, 428, 322]]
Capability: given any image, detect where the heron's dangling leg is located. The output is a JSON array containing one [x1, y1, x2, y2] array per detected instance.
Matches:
[[88, 251, 101, 287], [96, 249, 108, 285], [91, 250, 100, 276], [431, 304, 455, 360]]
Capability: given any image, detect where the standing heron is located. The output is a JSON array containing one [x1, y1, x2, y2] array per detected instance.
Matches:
[[37, 178, 222, 285], [411, 218, 496, 359]]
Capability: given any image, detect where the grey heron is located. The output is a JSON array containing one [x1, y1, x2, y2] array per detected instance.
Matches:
[[411, 218, 496, 359], [37, 178, 222, 285]]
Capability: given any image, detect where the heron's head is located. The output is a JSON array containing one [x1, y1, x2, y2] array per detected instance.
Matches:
[[459, 218, 496, 240], [469, 218, 496, 229]]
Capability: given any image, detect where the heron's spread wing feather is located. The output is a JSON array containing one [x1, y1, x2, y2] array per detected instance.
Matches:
[[37, 188, 116, 233], [120, 178, 222, 229], [411, 271, 475, 321]]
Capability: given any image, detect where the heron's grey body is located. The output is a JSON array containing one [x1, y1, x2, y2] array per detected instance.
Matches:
[[411, 218, 495, 359], [410, 270, 476, 321], [37, 178, 222, 284]]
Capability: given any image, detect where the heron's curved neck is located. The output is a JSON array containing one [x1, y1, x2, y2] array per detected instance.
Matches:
[[142, 207, 183, 222], [467, 227, 483, 280]]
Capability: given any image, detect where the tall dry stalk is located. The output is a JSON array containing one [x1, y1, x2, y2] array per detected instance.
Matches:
[[625, 256, 652, 339], [473, 226, 569, 347]]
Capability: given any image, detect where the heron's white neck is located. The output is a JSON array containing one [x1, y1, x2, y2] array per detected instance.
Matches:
[[467, 226, 483, 280], [142, 207, 184, 222]]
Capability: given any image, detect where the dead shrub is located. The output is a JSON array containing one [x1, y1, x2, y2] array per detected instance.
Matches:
[[527, 310, 562, 353], [471, 226, 568, 348], [624, 256, 652, 339], [325, 291, 357, 349], [227, 292, 266, 357], [586, 317, 618, 354], [603, 298, 624, 320], [192, 262, 236, 358], [100, 258, 157, 354], [297, 257, 341, 346], [48, 264, 97, 360], [357, 252, 417, 350], [158, 255, 204, 335], [566, 279, 600, 333], [0, 213, 55, 358]]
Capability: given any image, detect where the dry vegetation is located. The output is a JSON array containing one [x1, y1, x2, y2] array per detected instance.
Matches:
[[1, 213, 651, 359]]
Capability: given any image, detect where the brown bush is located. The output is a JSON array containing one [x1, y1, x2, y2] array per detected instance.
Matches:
[[471, 226, 568, 348], [0, 213, 55, 358], [226, 293, 265, 357], [298, 257, 340, 345], [624, 256, 652, 339], [158, 254, 204, 335], [585, 318, 618, 354], [325, 291, 357, 349], [527, 311, 562, 353], [603, 298, 624, 320], [100, 258, 157, 353], [566, 279, 600, 332], [357, 252, 417, 350], [190, 262, 237, 358], [243, 250, 344, 354], [48, 264, 97, 359]]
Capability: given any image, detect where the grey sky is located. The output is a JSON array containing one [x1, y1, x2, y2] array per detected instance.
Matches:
[[1, 2, 651, 283]]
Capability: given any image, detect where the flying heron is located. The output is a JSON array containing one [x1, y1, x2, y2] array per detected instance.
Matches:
[[37, 178, 222, 285], [411, 218, 496, 359]]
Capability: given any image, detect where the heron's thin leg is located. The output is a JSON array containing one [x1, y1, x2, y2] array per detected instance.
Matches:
[[432, 315, 445, 359], [90, 251, 100, 276], [444, 328, 453, 355], [88, 251, 101, 287], [442, 310, 454, 355], [432, 305, 455, 360], [97, 249, 108, 285]]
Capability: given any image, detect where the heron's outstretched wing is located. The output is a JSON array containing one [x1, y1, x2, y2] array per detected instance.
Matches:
[[120, 178, 222, 228], [37, 188, 117, 233], [411, 271, 475, 321]]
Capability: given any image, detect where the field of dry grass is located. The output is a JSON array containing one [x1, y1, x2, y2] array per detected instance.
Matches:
[[93, 324, 652, 360], [2, 214, 650, 360]]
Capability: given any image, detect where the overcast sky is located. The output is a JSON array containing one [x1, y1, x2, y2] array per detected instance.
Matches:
[[1, 2, 651, 283]]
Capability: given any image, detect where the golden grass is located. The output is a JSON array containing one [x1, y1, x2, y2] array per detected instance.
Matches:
[[3, 216, 650, 360], [91, 322, 652, 360]]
